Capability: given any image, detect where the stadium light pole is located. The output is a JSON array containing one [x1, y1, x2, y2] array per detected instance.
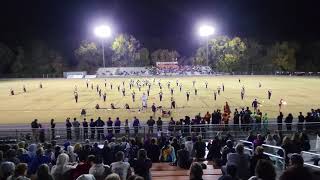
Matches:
[[199, 25, 215, 66], [94, 25, 111, 68]]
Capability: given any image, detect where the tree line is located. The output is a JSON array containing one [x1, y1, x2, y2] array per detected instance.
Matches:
[[1, 33, 320, 75]]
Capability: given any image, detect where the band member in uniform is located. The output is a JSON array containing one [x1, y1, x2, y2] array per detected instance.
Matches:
[[195, 88, 198, 95], [91, 83, 94, 90], [96, 85, 99, 92], [222, 83, 225, 91], [192, 80, 196, 87], [103, 92, 107, 102], [171, 97, 176, 109], [186, 92, 190, 101], [214, 91, 217, 101], [159, 91, 163, 101], [241, 89, 245, 100], [217, 86, 221, 95], [110, 83, 113, 90], [171, 88, 174, 95], [40, 82, 43, 88], [99, 89, 102, 97], [23, 85, 26, 93], [259, 82, 262, 88], [132, 91, 136, 102], [145, 88, 149, 96], [117, 85, 120, 92], [86, 80, 89, 88], [104, 79, 107, 87], [205, 81, 208, 88], [268, 89, 272, 100], [10, 88, 14, 95], [74, 92, 79, 103], [122, 88, 126, 96], [252, 99, 260, 112]]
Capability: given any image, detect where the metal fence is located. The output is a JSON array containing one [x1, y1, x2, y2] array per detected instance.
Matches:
[[0, 122, 319, 144]]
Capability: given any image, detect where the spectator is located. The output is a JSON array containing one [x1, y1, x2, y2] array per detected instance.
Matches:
[[0, 161, 15, 180], [224, 143, 250, 179], [265, 134, 276, 146], [7, 163, 29, 180], [218, 165, 239, 180], [35, 164, 53, 180], [105, 173, 120, 180], [253, 134, 264, 148], [249, 159, 276, 180], [250, 146, 270, 175], [145, 138, 160, 163], [110, 151, 131, 180], [189, 162, 203, 180], [28, 148, 51, 175], [299, 132, 310, 151], [132, 149, 152, 180], [221, 140, 236, 166], [193, 136, 206, 160], [76, 174, 96, 180], [160, 141, 176, 163], [185, 136, 194, 157], [51, 153, 77, 179], [207, 136, 222, 162], [280, 154, 313, 180], [6, 149, 20, 165], [67, 146, 78, 163], [72, 154, 93, 180], [177, 144, 191, 169], [89, 156, 111, 180]]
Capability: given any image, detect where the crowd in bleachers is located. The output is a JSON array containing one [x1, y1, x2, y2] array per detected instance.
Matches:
[[154, 66, 212, 75], [0, 128, 318, 180]]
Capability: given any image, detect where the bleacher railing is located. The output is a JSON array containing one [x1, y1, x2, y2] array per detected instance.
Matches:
[[0, 122, 319, 144], [301, 151, 320, 169]]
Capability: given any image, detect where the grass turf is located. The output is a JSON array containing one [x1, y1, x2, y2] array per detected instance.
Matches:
[[0, 76, 319, 124]]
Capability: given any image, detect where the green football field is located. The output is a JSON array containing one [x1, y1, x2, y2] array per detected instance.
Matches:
[[0, 76, 319, 124]]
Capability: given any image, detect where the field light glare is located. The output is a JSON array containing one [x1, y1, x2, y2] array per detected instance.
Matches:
[[94, 25, 111, 38], [199, 25, 215, 37]]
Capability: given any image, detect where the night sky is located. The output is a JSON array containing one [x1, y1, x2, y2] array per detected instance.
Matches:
[[0, 0, 318, 56]]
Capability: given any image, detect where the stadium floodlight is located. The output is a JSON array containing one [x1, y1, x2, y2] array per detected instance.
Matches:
[[94, 25, 111, 38], [199, 25, 215, 66], [199, 25, 215, 37], [94, 25, 111, 67]]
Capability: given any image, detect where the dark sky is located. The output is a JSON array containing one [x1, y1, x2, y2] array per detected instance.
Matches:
[[0, 0, 319, 56]]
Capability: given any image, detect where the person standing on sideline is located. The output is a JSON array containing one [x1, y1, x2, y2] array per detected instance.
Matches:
[[50, 119, 56, 140], [297, 112, 305, 132], [114, 117, 121, 134], [147, 116, 155, 134], [31, 119, 40, 142], [133, 117, 140, 134], [285, 113, 293, 131], [66, 118, 72, 140], [107, 117, 113, 134], [95, 117, 105, 140], [277, 112, 283, 131], [89, 118, 96, 139], [262, 113, 269, 132], [72, 118, 80, 140], [82, 118, 88, 139], [157, 117, 163, 132], [125, 119, 130, 134]]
